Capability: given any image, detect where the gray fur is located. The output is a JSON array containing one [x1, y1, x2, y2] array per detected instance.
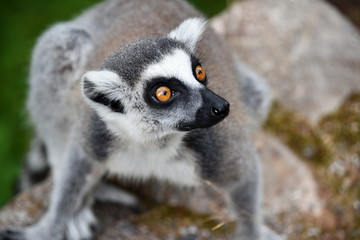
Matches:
[[234, 57, 272, 128], [103, 37, 187, 87], [0, 1, 272, 240], [18, 138, 49, 191], [87, 113, 115, 161], [183, 128, 222, 181]]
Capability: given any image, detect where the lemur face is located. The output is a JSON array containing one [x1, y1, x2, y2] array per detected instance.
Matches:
[[141, 48, 229, 132], [82, 18, 229, 140]]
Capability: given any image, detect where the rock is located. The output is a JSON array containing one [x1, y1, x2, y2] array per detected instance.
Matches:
[[0, 181, 51, 227], [255, 131, 324, 234], [0, 179, 237, 240], [0, 131, 324, 239], [0, 178, 285, 240], [212, 0, 360, 122]]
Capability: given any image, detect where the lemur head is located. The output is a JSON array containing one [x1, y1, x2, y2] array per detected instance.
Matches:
[[82, 18, 229, 141]]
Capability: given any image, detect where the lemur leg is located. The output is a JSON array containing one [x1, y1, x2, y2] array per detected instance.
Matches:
[[17, 137, 49, 192], [66, 196, 98, 240], [229, 178, 262, 240], [64, 181, 141, 240], [227, 157, 262, 240], [0, 146, 105, 240]]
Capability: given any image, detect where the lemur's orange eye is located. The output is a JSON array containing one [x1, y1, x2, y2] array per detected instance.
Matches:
[[155, 86, 172, 102], [195, 65, 206, 81]]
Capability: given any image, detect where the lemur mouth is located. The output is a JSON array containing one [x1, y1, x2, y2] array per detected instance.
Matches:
[[177, 89, 230, 132]]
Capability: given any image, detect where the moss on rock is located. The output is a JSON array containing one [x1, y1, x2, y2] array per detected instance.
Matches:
[[135, 203, 236, 239], [264, 101, 334, 165], [265, 92, 360, 240]]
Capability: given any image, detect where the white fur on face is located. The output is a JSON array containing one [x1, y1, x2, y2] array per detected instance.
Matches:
[[82, 70, 119, 85], [141, 49, 203, 89], [81, 71, 172, 142], [168, 18, 207, 53], [81, 70, 147, 141], [82, 70, 123, 101]]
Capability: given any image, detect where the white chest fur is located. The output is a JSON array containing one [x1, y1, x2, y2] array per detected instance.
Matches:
[[106, 139, 200, 187]]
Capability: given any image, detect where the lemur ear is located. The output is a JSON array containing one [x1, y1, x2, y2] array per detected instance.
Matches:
[[168, 18, 207, 53], [81, 70, 125, 113]]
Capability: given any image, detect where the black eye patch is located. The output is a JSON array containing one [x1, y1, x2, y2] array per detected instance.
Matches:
[[144, 77, 189, 109]]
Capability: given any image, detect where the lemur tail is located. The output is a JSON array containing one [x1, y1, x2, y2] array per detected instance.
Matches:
[[16, 137, 49, 193], [234, 55, 272, 130]]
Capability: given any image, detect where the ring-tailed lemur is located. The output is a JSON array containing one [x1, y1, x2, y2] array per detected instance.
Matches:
[[0, 0, 271, 239]]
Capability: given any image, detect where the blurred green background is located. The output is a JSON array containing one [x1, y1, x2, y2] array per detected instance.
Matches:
[[0, 0, 231, 207]]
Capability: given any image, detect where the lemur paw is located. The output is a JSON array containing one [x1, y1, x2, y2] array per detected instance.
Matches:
[[66, 208, 98, 240], [0, 229, 25, 240]]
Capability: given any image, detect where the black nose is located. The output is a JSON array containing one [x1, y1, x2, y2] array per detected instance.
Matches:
[[176, 89, 230, 131], [211, 102, 230, 118], [197, 88, 230, 125]]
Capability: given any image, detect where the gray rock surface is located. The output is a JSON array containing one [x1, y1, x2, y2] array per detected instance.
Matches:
[[0, 179, 283, 240], [0, 181, 233, 240], [256, 132, 323, 216], [255, 131, 323, 234], [212, 0, 360, 122], [1, 132, 324, 239]]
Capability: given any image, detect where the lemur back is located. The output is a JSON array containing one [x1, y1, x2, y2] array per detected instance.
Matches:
[[3, 0, 271, 240]]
